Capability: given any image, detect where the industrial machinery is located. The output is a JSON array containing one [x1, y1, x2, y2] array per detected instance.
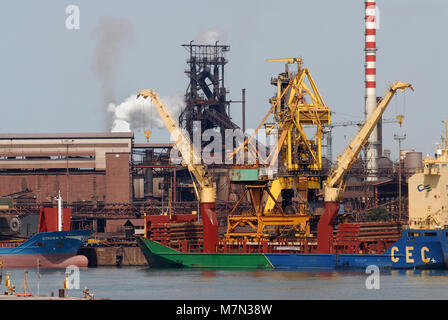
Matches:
[[264, 57, 331, 211], [317, 81, 414, 253], [136, 89, 219, 253], [225, 58, 331, 241], [225, 172, 311, 241]]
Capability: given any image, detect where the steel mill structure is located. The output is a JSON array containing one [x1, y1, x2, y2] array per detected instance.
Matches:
[[179, 42, 240, 150], [0, 38, 419, 242]]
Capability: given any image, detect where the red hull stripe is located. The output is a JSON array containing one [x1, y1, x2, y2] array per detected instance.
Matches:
[[0, 253, 88, 268]]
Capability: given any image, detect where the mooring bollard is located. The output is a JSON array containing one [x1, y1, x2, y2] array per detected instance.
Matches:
[[62, 274, 69, 297], [4, 273, 14, 295]]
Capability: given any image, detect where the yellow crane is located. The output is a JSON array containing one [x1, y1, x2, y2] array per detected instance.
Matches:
[[228, 57, 330, 174], [263, 57, 331, 214], [136, 89, 219, 253], [225, 58, 330, 241], [317, 81, 414, 253]]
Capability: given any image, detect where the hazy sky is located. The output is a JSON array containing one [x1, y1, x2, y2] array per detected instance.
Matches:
[[0, 0, 446, 160]]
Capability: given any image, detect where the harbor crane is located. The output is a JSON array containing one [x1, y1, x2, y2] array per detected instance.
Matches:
[[317, 81, 413, 253], [136, 89, 219, 253], [224, 57, 331, 241]]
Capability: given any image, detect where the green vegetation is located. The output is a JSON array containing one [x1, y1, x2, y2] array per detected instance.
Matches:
[[365, 207, 390, 222]]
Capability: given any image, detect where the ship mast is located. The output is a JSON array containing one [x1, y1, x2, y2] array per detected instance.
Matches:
[[56, 190, 63, 232]]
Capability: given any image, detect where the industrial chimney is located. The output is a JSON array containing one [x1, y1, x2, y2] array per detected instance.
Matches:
[[365, 0, 378, 181]]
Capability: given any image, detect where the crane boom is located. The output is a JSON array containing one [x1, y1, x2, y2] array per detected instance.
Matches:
[[136, 89, 214, 191], [324, 81, 414, 201], [136, 89, 218, 253], [317, 81, 413, 253]]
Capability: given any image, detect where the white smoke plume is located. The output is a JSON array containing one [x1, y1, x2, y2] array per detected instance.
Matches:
[[91, 17, 136, 129], [108, 93, 186, 133], [195, 28, 228, 45]]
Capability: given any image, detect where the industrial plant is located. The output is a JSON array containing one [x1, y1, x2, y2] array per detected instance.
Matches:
[[1, 0, 446, 276], [0, 34, 421, 257]]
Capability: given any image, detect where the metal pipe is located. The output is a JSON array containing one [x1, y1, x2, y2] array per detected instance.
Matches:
[[242, 88, 246, 133], [394, 134, 406, 221], [173, 168, 177, 202], [144, 149, 154, 197]]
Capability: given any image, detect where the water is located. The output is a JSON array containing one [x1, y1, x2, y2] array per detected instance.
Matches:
[[3, 267, 448, 300]]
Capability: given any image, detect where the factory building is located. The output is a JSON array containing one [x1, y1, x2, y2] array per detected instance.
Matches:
[[0, 132, 133, 205]]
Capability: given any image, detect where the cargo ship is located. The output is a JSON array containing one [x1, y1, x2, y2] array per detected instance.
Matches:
[[0, 230, 91, 268], [136, 228, 448, 270], [0, 192, 91, 268], [136, 125, 448, 270], [135, 79, 444, 270]]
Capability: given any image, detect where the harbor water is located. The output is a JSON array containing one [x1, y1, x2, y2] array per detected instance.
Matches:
[[2, 266, 448, 300]]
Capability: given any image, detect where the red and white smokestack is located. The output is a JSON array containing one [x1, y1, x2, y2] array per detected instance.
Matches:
[[365, 0, 378, 181]]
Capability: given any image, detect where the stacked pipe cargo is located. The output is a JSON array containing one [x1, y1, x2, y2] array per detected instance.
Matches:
[[334, 222, 402, 253], [144, 214, 203, 251]]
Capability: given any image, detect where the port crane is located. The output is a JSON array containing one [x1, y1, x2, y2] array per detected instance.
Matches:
[[136, 89, 219, 253], [225, 58, 331, 241], [317, 81, 414, 253], [229, 57, 330, 177]]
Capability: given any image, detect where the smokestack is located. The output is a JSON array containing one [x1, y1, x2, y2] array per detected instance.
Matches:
[[92, 17, 135, 130], [365, 0, 378, 181]]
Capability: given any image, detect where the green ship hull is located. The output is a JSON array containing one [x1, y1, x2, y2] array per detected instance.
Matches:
[[136, 237, 273, 269]]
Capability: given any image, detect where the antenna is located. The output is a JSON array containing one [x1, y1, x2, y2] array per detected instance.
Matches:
[[443, 120, 448, 150]]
